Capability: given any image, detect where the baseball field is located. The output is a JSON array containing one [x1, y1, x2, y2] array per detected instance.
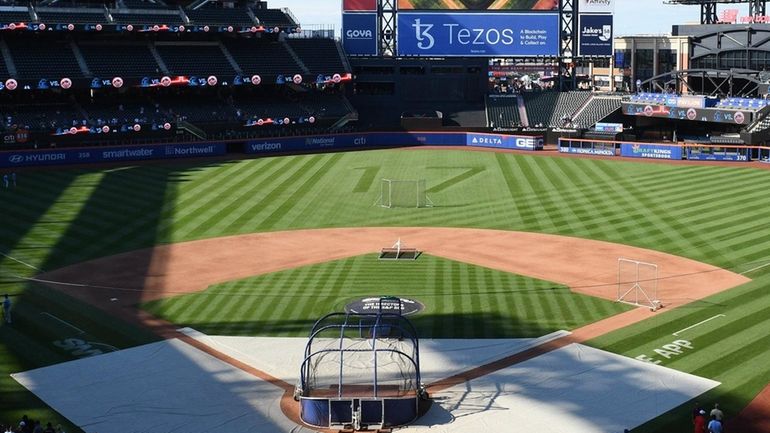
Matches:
[[2, 148, 770, 432]]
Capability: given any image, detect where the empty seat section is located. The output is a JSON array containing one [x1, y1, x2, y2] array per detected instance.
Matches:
[[287, 39, 346, 74], [572, 97, 621, 128], [486, 95, 521, 128], [155, 43, 235, 77], [223, 39, 300, 76], [79, 43, 161, 78], [36, 10, 106, 24], [250, 8, 293, 27], [0, 9, 33, 23], [185, 7, 254, 25], [6, 38, 83, 79], [111, 11, 184, 25]]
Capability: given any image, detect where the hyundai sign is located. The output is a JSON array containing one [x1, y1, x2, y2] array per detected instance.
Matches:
[[578, 14, 613, 56], [343, 13, 379, 56], [397, 13, 559, 57]]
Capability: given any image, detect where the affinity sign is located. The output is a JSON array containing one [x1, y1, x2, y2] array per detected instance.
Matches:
[[343, 13, 379, 56], [397, 12, 559, 57]]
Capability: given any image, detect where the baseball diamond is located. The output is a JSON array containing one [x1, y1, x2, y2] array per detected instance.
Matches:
[[3, 1, 770, 432]]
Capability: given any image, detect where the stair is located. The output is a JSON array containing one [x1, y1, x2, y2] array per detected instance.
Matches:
[[218, 42, 243, 76], [334, 39, 352, 72], [70, 41, 92, 78], [517, 95, 529, 127], [0, 39, 18, 77], [282, 40, 310, 74], [147, 42, 170, 75]]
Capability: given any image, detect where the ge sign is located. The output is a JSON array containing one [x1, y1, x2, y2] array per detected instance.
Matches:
[[397, 13, 559, 57]]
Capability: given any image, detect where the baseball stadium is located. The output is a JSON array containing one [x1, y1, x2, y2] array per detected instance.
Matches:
[[2, 0, 770, 432]]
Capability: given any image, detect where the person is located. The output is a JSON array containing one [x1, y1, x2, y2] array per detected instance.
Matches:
[[708, 414, 724, 433], [2, 294, 10, 324], [11, 172, 16, 188], [710, 403, 724, 421], [692, 401, 704, 421], [694, 409, 708, 433], [2, 173, 8, 189], [43, 422, 55, 433]]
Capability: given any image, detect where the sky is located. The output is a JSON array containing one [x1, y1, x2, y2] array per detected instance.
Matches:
[[270, 0, 753, 36]]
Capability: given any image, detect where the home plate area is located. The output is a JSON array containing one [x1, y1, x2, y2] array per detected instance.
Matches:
[[12, 330, 719, 433]]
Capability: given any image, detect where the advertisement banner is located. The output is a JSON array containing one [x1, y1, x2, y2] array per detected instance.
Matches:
[[687, 148, 750, 162], [342, 13, 379, 56], [620, 143, 683, 160], [343, 0, 377, 11], [622, 103, 752, 125], [578, 14, 613, 56], [397, 12, 560, 57], [558, 141, 616, 156], [244, 132, 543, 155], [579, 0, 615, 13], [397, 0, 558, 10], [0, 143, 225, 168], [595, 122, 623, 133], [466, 133, 543, 150]]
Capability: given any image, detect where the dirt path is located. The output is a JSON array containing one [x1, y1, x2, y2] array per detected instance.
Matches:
[[35, 227, 750, 431]]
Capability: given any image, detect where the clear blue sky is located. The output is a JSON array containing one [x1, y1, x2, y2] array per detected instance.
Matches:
[[271, 0, 752, 36]]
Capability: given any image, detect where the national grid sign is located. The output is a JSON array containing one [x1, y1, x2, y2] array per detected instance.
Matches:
[[397, 13, 559, 57]]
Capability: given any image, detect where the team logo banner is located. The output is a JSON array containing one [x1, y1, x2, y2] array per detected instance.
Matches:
[[343, 13, 379, 56], [578, 14, 613, 56], [398, 0, 558, 10], [397, 12, 559, 57], [579, 0, 614, 13]]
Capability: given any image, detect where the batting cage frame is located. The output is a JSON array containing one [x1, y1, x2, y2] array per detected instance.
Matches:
[[296, 299, 427, 430], [617, 258, 662, 311]]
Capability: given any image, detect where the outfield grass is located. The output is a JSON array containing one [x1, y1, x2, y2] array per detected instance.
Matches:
[[2, 149, 770, 431], [143, 253, 630, 338]]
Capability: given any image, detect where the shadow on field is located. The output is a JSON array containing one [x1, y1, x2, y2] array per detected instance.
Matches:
[[1, 160, 291, 433]]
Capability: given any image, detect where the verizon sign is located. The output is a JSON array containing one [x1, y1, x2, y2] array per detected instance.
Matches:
[[720, 9, 770, 23], [579, 0, 615, 14]]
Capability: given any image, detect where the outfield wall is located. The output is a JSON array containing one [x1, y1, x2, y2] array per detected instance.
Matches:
[[0, 143, 226, 168], [0, 132, 545, 169], [244, 132, 544, 155]]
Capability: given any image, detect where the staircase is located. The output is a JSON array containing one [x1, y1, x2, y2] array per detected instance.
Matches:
[[70, 41, 92, 78], [218, 42, 243, 76], [0, 40, 18, 77], [282, 40, 310, 74], [147, 42, 170, 75], [517, 95, 529, 127]]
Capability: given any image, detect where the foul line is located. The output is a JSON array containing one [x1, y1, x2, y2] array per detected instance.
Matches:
[[672, 314, 726, 337], [741, 261, 770, 275], [0, 252, 40, 271], [40, 312, 85, 336]]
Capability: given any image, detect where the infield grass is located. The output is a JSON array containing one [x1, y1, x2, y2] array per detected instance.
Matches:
[[2, 149, 770, 431], [143, 253, 630, 338]]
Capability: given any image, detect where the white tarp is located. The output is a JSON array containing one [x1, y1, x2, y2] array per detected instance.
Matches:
[[179, 328, 569, 384], [12, 335, 719, 433], [11, 339, 310, 433], [412, 343, 720, 433]]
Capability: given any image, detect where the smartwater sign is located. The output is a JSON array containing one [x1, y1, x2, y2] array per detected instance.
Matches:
[[0, 143, 225, 168], [621, 143, 682, 160], [343, 13, 379, 56], [397, 13, 559, 57], [578, 14, 613, 56]]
